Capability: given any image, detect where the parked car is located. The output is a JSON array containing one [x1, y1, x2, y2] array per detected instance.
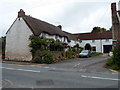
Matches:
[[79, 50, 91, 58]]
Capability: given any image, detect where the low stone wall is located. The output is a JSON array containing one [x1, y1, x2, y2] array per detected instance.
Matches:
[[34, 51, 62, 59]]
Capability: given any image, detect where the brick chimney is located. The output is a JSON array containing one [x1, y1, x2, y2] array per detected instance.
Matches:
[[111, 2, 120, 45], [18, 9, 25, 18], [57, 25, 62, 30], [111, 3, 117, 14]]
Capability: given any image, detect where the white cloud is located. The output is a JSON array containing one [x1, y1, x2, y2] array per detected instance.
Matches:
[[0, 0, 119, 36]]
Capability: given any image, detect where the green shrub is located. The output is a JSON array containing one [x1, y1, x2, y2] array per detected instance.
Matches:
[[43, 52, 53, 64], [106, 58, 114, 66], [33, 52, 53, 64], [111, 65, 120, 70], [33, 56, 43, 63], [106, 57, 120, 70], [112, 43, 120, 66], [91, 52, 102, 56], [61, 52, 65, 57], [65, 51, 75, 59]]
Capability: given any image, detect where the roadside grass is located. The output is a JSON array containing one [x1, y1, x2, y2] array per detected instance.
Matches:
[[106, 43, 120, 71], [106, 57, 120, 70]]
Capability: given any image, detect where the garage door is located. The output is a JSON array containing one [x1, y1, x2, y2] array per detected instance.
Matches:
[[103, 45, 112, 53]]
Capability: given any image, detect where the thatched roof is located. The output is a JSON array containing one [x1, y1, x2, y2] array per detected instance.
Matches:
[[23, 15, 70, 41]]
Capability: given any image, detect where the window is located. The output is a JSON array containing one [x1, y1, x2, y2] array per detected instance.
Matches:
[[41, 33, 46, 37], [92, 47, 96, 51], [64, 37, 66, 42], [55, 35, 58, 40], [80, 40, 82, 43], [106, 39, 109, 42], [92, 40, 95, 43]]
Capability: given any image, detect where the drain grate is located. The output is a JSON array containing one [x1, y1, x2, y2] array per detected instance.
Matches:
[[36, 80, 54, 86]]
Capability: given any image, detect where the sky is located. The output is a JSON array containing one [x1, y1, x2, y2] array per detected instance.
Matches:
[[0, 0, 119, 37]]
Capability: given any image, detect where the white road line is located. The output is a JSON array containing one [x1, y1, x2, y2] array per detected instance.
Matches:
[[44, 66, 50, 69], [81, 75, 120, 81], [73, 63, 81, 67], [2, 67, 40, 73]]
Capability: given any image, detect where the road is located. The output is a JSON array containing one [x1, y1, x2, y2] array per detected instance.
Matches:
[[1, 56, 120, 88]]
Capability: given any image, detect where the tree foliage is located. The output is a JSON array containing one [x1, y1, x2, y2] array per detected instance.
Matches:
[[29, 35, 64, 53], [91, 27, 107, 33], [106, 43, 120, 70], [112, 43, 120, 66]]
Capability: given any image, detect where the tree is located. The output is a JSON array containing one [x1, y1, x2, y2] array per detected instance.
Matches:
[[109, 27, 112, 31], [91, 27, 107, 33]]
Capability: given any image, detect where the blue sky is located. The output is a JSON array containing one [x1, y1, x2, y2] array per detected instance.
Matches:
[[0, 0, 119, 36]]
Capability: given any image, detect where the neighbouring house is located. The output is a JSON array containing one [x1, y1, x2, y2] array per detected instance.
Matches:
[[76, 31, 112, 53], [5, 9, 72, 61], [6, 4, 118, 61], [111, 1, 120, 45]]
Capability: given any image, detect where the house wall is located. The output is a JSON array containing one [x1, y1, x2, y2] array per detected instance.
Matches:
[[5, 18, 33, 61], [68, 40, 80, 47], [79, 39, 112, 53], [40, 33, 68, 43]]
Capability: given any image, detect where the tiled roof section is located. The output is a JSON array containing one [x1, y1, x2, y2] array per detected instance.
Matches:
[[77, 31, 112, 40], [23, 15, 70, 40]]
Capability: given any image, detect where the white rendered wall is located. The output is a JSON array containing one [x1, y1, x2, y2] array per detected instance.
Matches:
[[5, 18, 33, 61], [79, 39, 112, 53], [68, 40, 80, 47], [40, 33, 68, 43], [118, 1, 120, 10]]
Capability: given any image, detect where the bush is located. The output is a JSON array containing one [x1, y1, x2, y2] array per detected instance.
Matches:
[[112, 43, 120, 66], [33, 52, 53, 64], [33, 56, 43, 63], [111, 65, 120, 70], [91, 52, 102, 56], [106, 58, 114, 66], [66, 51, 75, 59], [106, 57, 120, 70], [43, 52, 53, 64], [106, 43, 120, 70]]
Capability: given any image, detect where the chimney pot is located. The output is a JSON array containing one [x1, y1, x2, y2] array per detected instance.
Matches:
[[111, 3, 116, 12], [57, 25, 62, 30], [18, 9, 25, 18]]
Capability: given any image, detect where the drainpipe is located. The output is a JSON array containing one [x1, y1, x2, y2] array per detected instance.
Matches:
[[100, 39, 102, 53]]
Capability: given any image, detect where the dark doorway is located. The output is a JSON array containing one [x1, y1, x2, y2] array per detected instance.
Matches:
[[103, 45, 112, 53], [85, 43, 91, 50]]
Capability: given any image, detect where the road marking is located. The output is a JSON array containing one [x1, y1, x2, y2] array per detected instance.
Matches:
[[73, 63, 81, 68], [51, 68, 56, 70], [2, 67, 40, 73], [2, 63, 46, 66], [44, 66, 50, 69], [112, 72, 118, 74], [81, 75, 120, 81]]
